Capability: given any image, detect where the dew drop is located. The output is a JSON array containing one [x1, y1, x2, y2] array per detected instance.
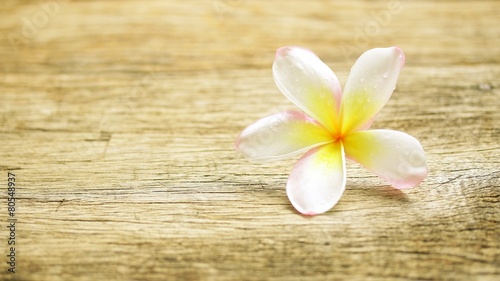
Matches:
[[478, 83, 492, 91], [360, 78, 365, 82], [382, 73, 388, 78]]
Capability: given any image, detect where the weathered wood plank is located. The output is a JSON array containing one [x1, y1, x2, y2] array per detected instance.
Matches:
[[0, 0, 498, 280]]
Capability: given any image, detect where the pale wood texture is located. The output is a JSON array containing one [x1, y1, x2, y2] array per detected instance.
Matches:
[[0, 0, 499, 280]]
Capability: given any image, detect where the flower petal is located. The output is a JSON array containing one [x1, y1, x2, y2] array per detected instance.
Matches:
[[340, 47, 405, 134], [273, 46, 342, 135], [235, 110, 333, 163], [287, 142, 346, 215], [343, 130, 428, 189]]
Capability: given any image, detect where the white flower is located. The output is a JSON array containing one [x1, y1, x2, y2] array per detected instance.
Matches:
[[235, 46, 428, 215]]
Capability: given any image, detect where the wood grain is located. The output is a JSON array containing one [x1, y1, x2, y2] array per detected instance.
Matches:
[[0, 0, 498, 280]]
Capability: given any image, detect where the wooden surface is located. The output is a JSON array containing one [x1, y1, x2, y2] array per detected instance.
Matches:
[[0, 0, 499, 280]]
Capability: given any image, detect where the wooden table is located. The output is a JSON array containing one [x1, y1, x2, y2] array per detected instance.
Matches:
[[1, 1, 498, 280]]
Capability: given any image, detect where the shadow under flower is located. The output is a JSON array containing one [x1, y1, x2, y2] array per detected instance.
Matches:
[[277, 179, 413, 216], [352, 184, 410, 203]]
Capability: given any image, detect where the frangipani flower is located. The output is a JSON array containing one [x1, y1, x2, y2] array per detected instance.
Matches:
[[235, 46, 428, 215]]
